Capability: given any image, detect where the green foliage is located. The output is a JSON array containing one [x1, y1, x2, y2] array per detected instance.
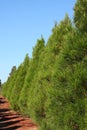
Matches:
[[0, 79, 2, 94], [2, 1, 87, 130], [0, 79, 1, 87], [6, 66, 17, 100], [74, 0, 87, 33], [27, 16, 75, 130], [2, 66, 17, 98], [18, 38, 45, 115], [10, 54, 30, 111], [45, 32, 87, 130]]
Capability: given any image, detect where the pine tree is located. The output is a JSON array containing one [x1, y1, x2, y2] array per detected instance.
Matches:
[[6, 66, 17, 100], [2, 0, 87, 129], [10, 54, 30, 111], [19, 38, 45, 115], [74, 0, 87, 33], [0, 79, 1, 93], [26, 15, 73, 130], [2, 66, 17, 98], [45, 31, 87, 130]]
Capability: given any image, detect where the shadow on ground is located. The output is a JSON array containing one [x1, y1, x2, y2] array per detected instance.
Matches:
[[0, 96, 37, 130], [0, 97, 22, 130]]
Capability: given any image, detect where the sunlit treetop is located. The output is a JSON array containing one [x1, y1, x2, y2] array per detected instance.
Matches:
[[74, 0, 87, 33]]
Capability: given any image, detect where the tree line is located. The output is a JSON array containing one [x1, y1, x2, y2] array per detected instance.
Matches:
[[2, 0, 87, 130]]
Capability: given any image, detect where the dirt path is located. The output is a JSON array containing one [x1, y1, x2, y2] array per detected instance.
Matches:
[[0, 95, 38, 130]]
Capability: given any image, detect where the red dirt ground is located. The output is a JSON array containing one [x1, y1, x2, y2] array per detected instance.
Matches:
[[0, 95, 38, 130]]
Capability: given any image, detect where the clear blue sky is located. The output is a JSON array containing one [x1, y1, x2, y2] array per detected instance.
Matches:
[[0, 0, 76, 83]]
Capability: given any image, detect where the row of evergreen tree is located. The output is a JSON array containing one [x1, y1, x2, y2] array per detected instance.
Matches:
[[2, 0, 87, 130]]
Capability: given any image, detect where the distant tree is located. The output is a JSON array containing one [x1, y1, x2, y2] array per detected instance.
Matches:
[[6, 67, 17, 100], [10, 54, 30, 111], [2, 66, 17, 98], [0, 79, 1, 93], [0, 79, 1, 87], [3, 66, 17, 99]]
